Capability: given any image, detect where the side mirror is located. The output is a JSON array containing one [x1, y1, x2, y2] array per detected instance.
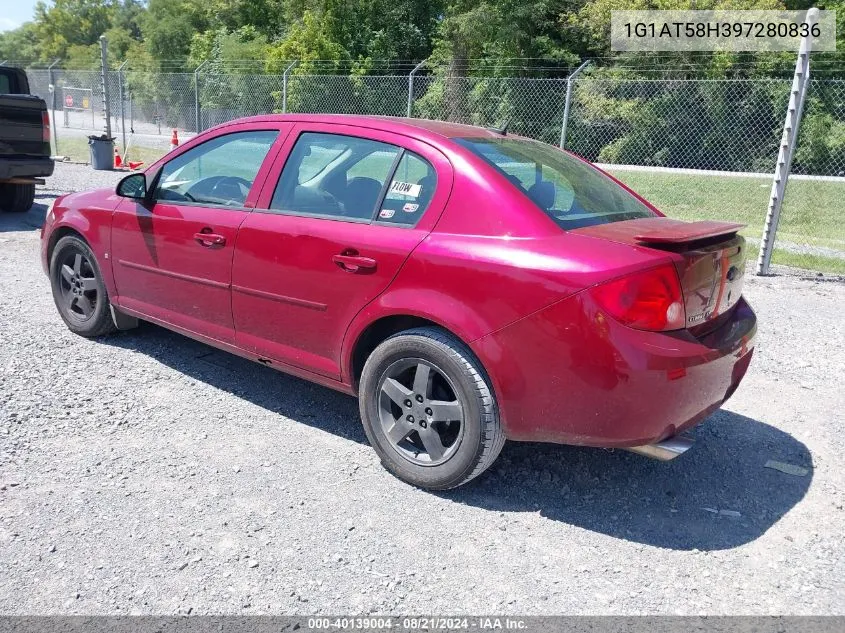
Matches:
[[116, 173, 147, 200]]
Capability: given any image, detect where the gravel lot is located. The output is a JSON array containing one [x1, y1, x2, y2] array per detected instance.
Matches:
[[1, 163, 844, 615]]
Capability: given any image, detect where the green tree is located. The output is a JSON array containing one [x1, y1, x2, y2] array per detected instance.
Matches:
[[32, 0, 116, 60], [0, 22, 41, 65]]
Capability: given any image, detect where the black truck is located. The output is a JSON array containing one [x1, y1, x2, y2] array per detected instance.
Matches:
[[0, 66, 54, 212]]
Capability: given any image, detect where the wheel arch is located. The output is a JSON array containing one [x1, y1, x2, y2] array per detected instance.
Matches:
[[45, 216, 118, 300], [345, 312, 500, 414], [47, 226, 87, 264], [348, 314, 443, 391]]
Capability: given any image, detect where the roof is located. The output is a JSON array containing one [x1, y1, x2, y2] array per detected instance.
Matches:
[[233, 113, 502, 141]]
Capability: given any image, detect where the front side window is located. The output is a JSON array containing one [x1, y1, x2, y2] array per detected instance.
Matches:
[[270, 132, 400, 221], [154, 130, 278, 207], [454, 137, 656, 230]]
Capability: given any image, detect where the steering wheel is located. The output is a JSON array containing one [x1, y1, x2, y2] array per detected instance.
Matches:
[[185, 176, 252, 205]]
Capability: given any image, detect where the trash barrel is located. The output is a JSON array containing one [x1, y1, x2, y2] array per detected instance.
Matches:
[[88, 134, 115, 170]]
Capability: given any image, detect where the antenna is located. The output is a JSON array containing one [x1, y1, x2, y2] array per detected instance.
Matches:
[[487, 119, 509, 135]]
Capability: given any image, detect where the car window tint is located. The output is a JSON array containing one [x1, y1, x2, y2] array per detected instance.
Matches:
[[154, 130, 278, 207], [455, 137, 656, 230], [375, 152, 436, 226], [270, 132, 400, 221]]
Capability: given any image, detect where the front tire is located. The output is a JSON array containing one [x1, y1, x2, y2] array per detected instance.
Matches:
[[49, 235, 117, 337], [359, 327, 504, 490], [0, 183, 36, 213]]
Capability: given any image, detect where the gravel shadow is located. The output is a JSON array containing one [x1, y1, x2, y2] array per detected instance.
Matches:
[[0, 196, 54, 232], [102, 322, 812, 552], [104, 323, 366, 445], [448, 413, 813, 551]]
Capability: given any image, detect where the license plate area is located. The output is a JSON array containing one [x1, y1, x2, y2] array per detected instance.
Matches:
[[679, 235, 746, 327]]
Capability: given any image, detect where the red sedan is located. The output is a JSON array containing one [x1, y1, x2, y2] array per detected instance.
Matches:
[[41, 114, 756, 489]]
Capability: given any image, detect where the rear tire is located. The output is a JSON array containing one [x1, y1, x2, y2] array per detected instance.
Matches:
[[0, 183, 36, 213], [49, 235, 117, 338], [359, 326, 504, 490]]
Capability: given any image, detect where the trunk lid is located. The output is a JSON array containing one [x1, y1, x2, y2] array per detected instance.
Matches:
[[0, 94, 50, 158], [574, 217, 747, 331]]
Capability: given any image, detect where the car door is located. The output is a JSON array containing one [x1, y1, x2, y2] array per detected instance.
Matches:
[[111, 124, 288, 342], [231, 123, 452, 379]]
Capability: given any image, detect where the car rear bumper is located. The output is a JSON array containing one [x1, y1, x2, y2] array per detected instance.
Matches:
[[0, 156, 54, 180], [472, 292, 756, 447]]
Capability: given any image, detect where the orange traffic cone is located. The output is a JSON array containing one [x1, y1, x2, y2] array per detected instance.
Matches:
[[114, 146, 123, 168], [170, 129, 179, 151]]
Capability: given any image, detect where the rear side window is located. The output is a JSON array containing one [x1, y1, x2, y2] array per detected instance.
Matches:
[[454, 137, 656, 230], [376, 152, 437, 226], [0, 69, 24, 94], [271, 132, 400, 221]]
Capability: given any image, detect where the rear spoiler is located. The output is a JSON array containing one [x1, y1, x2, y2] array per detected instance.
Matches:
[[632, 219, 745, 245]]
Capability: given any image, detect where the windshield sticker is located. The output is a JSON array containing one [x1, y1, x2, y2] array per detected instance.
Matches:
[[379, 209, 395, 219], [389, 181, 421, 198], [402, 203, 419, 213]]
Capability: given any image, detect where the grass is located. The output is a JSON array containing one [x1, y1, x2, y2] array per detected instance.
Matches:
[[741, 242, 845, 276], [55, 136, 166, 168], [607, 169, 845, 274]]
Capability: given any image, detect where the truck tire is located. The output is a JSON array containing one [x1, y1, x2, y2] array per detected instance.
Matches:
[[0, 183, 36, 213]]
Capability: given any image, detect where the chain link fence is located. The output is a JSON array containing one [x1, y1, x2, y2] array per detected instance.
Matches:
[[22, 65, 845, 274]]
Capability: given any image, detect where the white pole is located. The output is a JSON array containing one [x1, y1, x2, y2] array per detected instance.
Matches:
[[282, 61, 298, 114], [47, 58, 61, 156], [99, 36, 112, 138], [407, 59, 427, 118], [194, 59, 208, 133], [559, 60, 591, 149], [117, 60, 128, 150], [756, 8, 819, 275]]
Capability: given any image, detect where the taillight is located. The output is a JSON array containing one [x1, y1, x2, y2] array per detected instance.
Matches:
[[589, 264, 685, 332], [42, 111, 51, 144]]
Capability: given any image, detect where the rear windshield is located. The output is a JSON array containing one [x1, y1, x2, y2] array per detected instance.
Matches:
[[454, 137, 656, 230]]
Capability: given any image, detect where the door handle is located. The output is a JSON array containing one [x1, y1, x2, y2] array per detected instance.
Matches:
[[194, 231, 226, 247], [332, 251, 377, 273]]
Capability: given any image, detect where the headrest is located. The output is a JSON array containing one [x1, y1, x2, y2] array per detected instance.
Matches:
[[527, 180, 556, 210]]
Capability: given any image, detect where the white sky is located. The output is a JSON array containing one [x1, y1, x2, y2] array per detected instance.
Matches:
[[0, 0, 46, 32]]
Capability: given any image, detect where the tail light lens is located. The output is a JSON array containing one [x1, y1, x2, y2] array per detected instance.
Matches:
[[42, 111, 51, 144], [589, 264, 686, 332]]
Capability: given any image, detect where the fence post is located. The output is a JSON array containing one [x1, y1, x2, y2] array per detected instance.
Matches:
[[407, 59, 427, 118], [116, 60, 128, 151], [559, 59, 591, 149], [99, 36, 112, 138], [756, 9, 818, 275], [47, 58, 61, 156], [282, 61, 298, 114], [194, 60, 208, 133]]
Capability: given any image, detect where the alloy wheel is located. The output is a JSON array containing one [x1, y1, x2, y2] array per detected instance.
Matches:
[[57, 250, 99, 322], [377, 358, 465, 466]]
